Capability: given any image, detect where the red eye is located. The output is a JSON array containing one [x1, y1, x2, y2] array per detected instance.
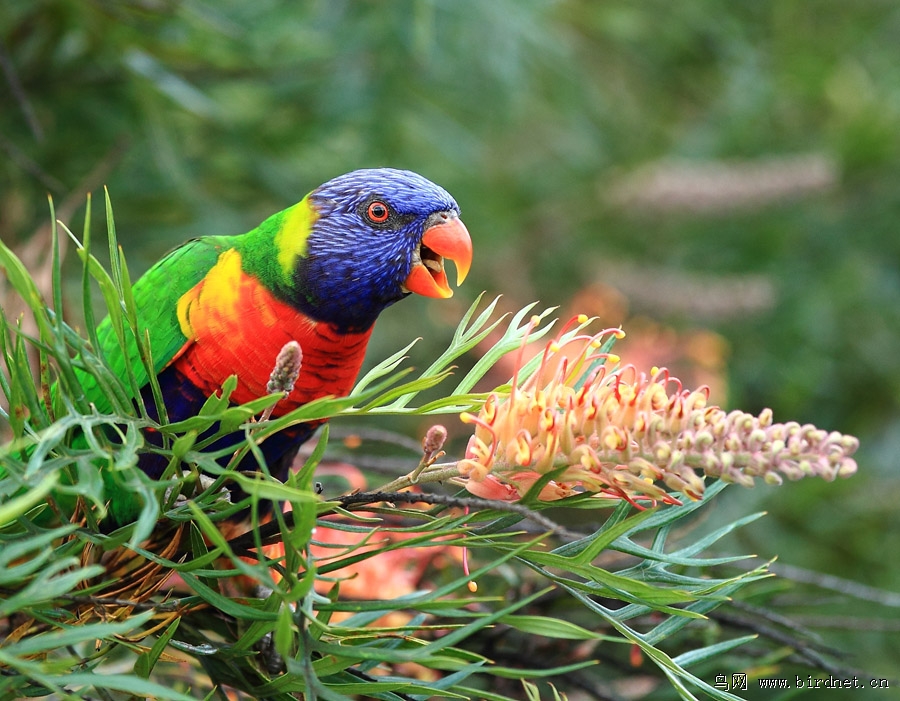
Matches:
[[366, 201, 390, 223]]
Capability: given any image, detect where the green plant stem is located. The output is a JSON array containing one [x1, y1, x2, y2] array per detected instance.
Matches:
[[374, 461, 462, 493]]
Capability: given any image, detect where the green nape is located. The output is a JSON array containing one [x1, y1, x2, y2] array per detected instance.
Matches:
[[237, 196, 317, 300]]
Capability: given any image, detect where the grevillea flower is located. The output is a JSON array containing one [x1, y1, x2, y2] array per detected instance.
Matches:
[[457, 316, 858, 506]]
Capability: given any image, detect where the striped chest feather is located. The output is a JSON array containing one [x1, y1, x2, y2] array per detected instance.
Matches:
[[171, 249, 372, 413]]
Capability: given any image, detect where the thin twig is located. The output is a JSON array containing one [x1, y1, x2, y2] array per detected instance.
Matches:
[[56, 593, 189, 613], [0, 130, 64, 191], [373, 460, 461, 493], [789, 614, 900, 632], [228, 487, 583, 550], [336, 490, 580, 538], [728, 598, 827, 647], [709, 608, 891, 684], [770, 561, 900, 607], [0, 38, 43, 142]]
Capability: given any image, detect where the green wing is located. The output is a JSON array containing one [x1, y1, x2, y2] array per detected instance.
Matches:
[[76, 237, 229, 413]]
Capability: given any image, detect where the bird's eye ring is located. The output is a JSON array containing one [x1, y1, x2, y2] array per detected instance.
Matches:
[[366, 201, 390, 223]]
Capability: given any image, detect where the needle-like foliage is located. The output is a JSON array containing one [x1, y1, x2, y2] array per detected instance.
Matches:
[[0, 198, 861, 700]]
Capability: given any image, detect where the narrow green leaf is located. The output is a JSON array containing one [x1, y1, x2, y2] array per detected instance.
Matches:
[[672, 634, 758, 667], [350, 337, 420, 396], [0, 472, 59, 526], [135, 617, 182, 678], [566, 507, 661, 564], [36, 672, 198, 701], [179, 572, 278, 620], [452, 301, 557, 395], [500, 614, 615, 641], [274, 602, 295, 659], [2, 611, 155, 655], [230, 472, 320, 504]]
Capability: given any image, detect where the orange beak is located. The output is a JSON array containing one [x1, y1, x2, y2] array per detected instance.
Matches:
[[403, 215, 473, 299]]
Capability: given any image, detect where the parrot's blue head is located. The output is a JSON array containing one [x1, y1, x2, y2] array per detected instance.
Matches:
[[295, 168, 472, 331]]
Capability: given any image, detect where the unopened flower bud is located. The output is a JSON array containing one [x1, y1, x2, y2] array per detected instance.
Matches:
[[267, 341, 303, 395], [423, 424, 448, 457]]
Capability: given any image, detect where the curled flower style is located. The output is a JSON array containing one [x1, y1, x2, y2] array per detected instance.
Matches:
[[458, 316, 858, 506]]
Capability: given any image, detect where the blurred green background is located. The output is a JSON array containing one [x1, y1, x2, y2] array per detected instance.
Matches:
[[2, 0, 898, 696]]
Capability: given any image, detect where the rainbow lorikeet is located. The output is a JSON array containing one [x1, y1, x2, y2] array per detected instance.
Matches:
[[76, 168, 472, 523]]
